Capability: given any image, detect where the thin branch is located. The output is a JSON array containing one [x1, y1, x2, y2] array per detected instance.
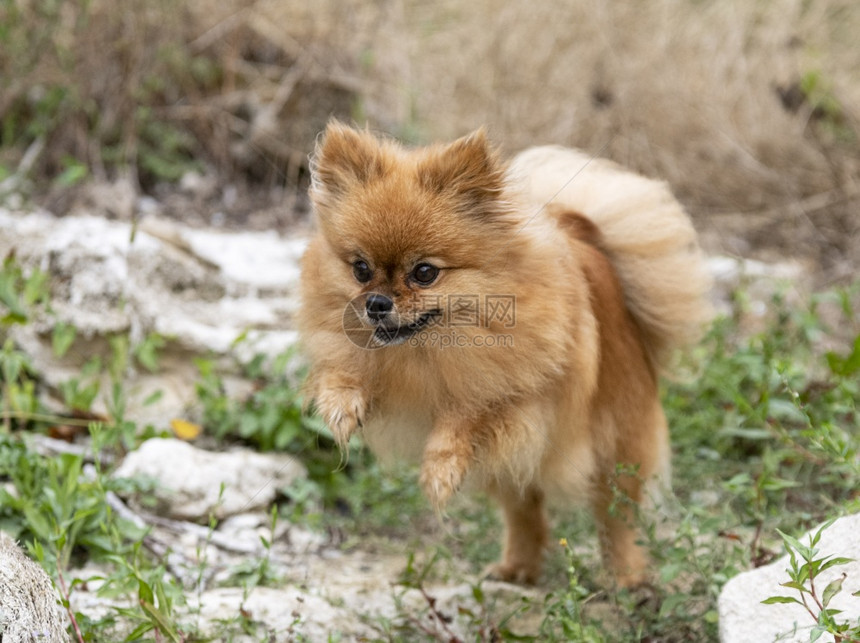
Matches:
[[56, 565, 85, 643]]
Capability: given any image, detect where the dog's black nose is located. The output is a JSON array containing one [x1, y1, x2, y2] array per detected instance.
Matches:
[[365, 293, 394, 321]]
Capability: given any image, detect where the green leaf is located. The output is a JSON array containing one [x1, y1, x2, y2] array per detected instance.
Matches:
[[274, 423, 295, 450], [777, 529, 814, 561], [660, 561, 684, 584], [762, 596, 802, 605], [138, 578, 154, 605], [759, 476, 801, 492], [142, 389, 164, 407], [809, 625, 825, 643], [659, 592, 689, 618], [819, 557, 854, 573], [23, 267, 48, 305], [822, 574, 845, 608], [779, 580, 807, 592], [0, 267, 27, 322], [826, 335, 860, 376], [56, 157, 88, 187], [472, 584, 485, 603], [239, 413, 258, 438], [51, 322, 76, 358], [1, 311, 27, 325], [124, 622, 154, 641], [767, 398, 807, 422], [133, 333, 166, 372], [139, 600, 182, 643], [154, 581, 173, 622], [810, 518, 837, 547]]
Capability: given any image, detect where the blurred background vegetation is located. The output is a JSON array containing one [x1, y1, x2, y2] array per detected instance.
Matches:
[[1, 2, 859, 639], [0, 0, 858, 278]]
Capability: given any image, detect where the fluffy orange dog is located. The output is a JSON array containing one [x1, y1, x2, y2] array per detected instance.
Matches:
[[298, 122, 711, 587]]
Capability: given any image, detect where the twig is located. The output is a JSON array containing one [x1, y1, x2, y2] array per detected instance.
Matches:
[[105, 491, 263, 556], [56, 565, 85, 643], [188, 7, 250, 53], [1, 410, 108, 429], [708, 187, 860, 223], [0, 137, 45, 196], [403, 583, 463, 643], [25, 433, 115, 467]]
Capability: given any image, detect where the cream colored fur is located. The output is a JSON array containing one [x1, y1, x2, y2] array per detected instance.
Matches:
[[508, 145, 713, 367]]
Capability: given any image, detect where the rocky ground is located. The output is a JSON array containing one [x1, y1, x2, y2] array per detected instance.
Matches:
[[0, 171, 855, 640], [0, 198, 550, 640]]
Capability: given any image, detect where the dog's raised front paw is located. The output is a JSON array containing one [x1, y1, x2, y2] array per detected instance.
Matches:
[[314, 386, 366, 447]]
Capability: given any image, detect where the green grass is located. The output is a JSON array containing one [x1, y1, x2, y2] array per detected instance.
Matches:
[[1, 251, 859, 641]]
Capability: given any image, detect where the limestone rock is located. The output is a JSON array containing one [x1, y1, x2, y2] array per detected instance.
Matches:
[[719, 514, 860, 643], [112, 438, 306, 521], [708, 255, 809, 318], [0, 532, 68, 642], [193, 586, 376, 641], [0, 208, 306, 425]]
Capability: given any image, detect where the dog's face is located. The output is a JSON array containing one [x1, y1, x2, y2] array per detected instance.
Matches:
[[343, 257, 443, 347], [309, 122, 515, 347]]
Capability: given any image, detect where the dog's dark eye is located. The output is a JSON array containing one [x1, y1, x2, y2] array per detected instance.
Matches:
[[352, 260, 372, 283], [412, 263, 439, 285]]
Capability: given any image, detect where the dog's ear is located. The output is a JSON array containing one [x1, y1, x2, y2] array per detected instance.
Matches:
[[418, 128, 507, 214], [310, 121, 388, 203]]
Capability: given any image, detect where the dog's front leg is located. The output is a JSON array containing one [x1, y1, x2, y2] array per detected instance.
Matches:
[[419, 414, 479, 511]]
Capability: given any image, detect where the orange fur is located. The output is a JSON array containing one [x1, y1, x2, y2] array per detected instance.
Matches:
[[298, 122, 711, 587]]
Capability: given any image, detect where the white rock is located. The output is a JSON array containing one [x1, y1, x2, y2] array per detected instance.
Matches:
[[719, 514, 860, 643], [0, 208, 307, 424], [113, 438, 306, 521], [0, 532, 68, 642], [183, 227, 306, 291], [193, 586, 375, 641], [708, 255, 809, 318], [179, 170, 218, 199]]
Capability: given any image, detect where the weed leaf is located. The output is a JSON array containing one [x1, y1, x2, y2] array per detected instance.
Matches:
[[762, 596, 802, 605], [821, 574, 845, 608]]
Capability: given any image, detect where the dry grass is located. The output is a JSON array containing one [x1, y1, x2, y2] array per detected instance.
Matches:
[[0, 0, 858, 274], [401, 0, 860, 274]]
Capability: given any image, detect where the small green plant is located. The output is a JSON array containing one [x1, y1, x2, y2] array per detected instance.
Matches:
[[374, 548, 513, 642], [3, 206, 860, 640], [0, 253, 49, 327], [763, 519, 860, 642], [104, 542, 188, 643], [0, 1, 213, 188], [57, 357, 101, 414], [0, 338, 39, 431], [223, 504, 284, 590], [0, 256, 54, 432], [0, 253, 197, 639], [799, 70, 855, 143], [539, 540, 606, 642], [55, 156, 88, 188], [0, 424, 194, 641]]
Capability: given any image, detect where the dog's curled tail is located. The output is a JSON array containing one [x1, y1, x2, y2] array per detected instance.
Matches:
[[509, 145, 713, 369]]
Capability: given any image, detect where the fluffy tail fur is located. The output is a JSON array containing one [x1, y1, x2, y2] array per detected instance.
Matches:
[[509, 145, 713, 368]]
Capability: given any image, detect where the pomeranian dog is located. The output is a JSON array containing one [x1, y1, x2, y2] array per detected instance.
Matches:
[[298, 122, 711, 587]]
